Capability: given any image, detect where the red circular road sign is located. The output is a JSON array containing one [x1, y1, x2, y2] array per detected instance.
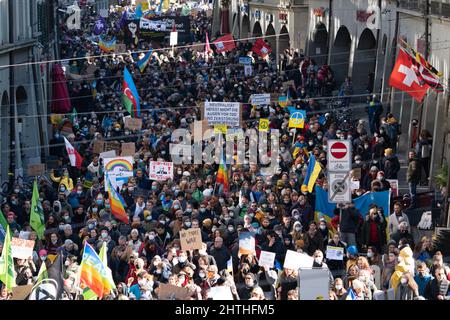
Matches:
[[330, 142, 347, 159]]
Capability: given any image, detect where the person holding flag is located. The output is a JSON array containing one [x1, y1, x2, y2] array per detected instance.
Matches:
[[0, 226, 15, 293], [122, 67, 141, 118], [301, 152, 322, 193], [106, 174, 129, 224], [215, 151, 229, 195], [136, 49, 153, 73]]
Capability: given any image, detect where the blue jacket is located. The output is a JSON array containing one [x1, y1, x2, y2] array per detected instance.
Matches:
[[129, 284, 142, 300], [414, 274, 433, 296]]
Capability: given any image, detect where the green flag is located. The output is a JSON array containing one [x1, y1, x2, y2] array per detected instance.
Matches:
[[70, 107, 78, 124], [30, 179, 45, 239], [0, 226, 16, 292], [0, 209, 8, 243]]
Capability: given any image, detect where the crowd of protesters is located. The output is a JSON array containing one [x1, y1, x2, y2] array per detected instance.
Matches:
[[0, 1, 448, 300]]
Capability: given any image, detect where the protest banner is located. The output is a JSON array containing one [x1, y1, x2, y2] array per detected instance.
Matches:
[[283, 250, 314, 270], [11, 237, 35, 259], [326, 246, 344, 260], [238, 232, 255, 256], [250, 94, 271, 106], [103, 156, 134, 191], [204, 102, 240, 127], [27, 164, 46, 176], [124, 117, 143, 131], [179, 228, 203, 251], [299, 268, 330, 300], [149, 161, 174, 181], [121, 142, 136, 156], [258, 250, 276, 268]]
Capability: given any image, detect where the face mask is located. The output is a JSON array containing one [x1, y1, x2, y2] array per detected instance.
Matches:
[[355, 160, 361, 164], [151, 186, 157, 190], [227, 226, 234, 232], [319, 225, 326, 230], [200, 208, 206, 213], [14, 189, 20, 194], [65, 261, 70, 267], [148, 234, 155, 241], [105, 204, 110, 209], [199, 271, 206, 279], [308, 142, 314, 146], [88, 224, 94, 229], [185, 222, 192, 228], [185, 208, 192, 213], [367, 252, 374, 258], [276, 231, 282, 237], [92, 208, 98, 213], [64, 216, 70, 221], [159, 220, 165, 225], [128, 187, 134, 192], [96, 199, 103, 205], [178, 256, 187, 263], [335, 285, 343, 291], [294, 226, 302, 232], [51, 239, 58, 244], [101, 232, 108, 238], [77, 190, 82, 195], [174, 205, 180, 210], [138, 279, 147, 287], [314, 258, 322, 264]]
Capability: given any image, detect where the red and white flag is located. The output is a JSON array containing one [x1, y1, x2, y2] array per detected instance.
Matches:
[[63, 136, 83, 169], [389, 49, 430, 102], [252, 39, 272, 59], [213, 34, 236, 54]]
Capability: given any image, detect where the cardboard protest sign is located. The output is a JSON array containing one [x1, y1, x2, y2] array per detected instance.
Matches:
[[11, 285, 33, 300], [283, 250, 314, 270], [158, 283, 191, 300], [11, 237, 35, 259], [105, 141, 122, 153], [238, 232, 255, 256], [326, 246, 344, 260], [124, 117, 143, 131], [299, 268, 330, 300], [93, 140, 106, 154], [27, 164, 46, 176], [179, 228, 202, 251], [149, 161, 174, 181], [352, 168, 362, 180], [258, 250, 276, 268], [121, 142, 136, 156]]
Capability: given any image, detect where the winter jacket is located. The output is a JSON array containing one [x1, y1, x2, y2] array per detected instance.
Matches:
[[362, 215, 387, 247], [339, 207, 361, 233], [382, 155, 400, 179], [424, 278, 450, 300], [407, 158, 421, 183]]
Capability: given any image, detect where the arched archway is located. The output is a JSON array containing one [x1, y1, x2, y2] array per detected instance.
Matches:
[[265, 23, 276, 58], [16, 86, 28, 116], [309, 22, 328, 65], [279, 25, 290, 57], [232, 13, 239, 39], [252, 21, 262, 38], [1, 91, 11, 182], [241, 15, 250, 40], [330, 26, 351, 87], [352, 28, 377, 95]]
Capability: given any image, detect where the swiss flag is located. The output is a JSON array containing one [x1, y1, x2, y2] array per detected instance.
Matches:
[[252, 39, 272, 58], [213, 34, 236, 54], [63, 137, 83, 169], [389, 49, 429, 102]]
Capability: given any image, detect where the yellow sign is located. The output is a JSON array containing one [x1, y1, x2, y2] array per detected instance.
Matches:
[[288, 110, 306, 128], [214, 124, 228, 135], [259, 118, 269, 132]]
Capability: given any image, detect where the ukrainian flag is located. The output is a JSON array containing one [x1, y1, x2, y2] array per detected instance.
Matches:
[[301, 153, 321, 193], [136, 49, 153, 73], [314, 185, 336, 227]]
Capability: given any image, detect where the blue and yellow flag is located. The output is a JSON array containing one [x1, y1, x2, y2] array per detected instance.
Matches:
[[301, 153, 321, 193], [136, 49, 153, 73]]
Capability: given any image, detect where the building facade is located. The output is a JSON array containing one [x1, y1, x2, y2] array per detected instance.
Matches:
[[0, 0, 54, 183]]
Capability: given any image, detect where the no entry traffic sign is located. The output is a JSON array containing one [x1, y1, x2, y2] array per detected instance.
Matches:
[[327, 140, 351, 172], [330, 142, 347, 159]]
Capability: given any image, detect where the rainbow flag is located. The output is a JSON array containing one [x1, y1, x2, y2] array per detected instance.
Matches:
[[98, 36, 116, 52], [301, 152, 322, 193], [136, 49, 153, 73], [121, 67, 141, 118], [79, 242, 115, 299], [216, 152, 229, 194], [106, 174, 129, 224]]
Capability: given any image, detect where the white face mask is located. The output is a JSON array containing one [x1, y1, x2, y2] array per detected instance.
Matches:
[[335, 285, 343, 291], [178, 256, 187, 263], [65, 260, 70, 267]]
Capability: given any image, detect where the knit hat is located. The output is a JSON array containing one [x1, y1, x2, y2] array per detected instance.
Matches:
[[385, 148, 393, 156]]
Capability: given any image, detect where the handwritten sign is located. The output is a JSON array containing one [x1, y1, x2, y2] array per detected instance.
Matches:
[[179, 228, 202, 251], [11, 237, 35, 259], [158, 283, 191, 300], [27, 164, 46, 176], [204, 102, 241, 127], [250, 94, 271, 106], [121, 142, 136, 156], [105, 141, 121, 153], [124, 117, 143, 131], [258, 250, 276, 268]]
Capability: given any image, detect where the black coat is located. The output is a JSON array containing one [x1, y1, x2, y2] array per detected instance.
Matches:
[[362, 215, 387, 246], [209, 246, 230, 272], [424, 278, 450, 300], [339, 207, 361, 233]]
